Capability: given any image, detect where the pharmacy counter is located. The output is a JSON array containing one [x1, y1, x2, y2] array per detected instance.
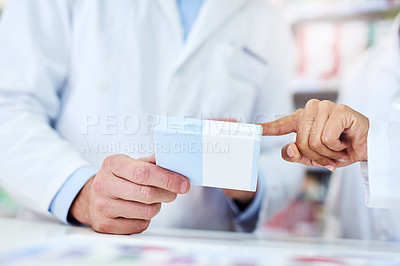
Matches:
[[0, 218, 399, 265]]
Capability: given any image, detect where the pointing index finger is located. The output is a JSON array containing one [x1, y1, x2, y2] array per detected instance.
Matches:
[[260, 109, 303, 136]]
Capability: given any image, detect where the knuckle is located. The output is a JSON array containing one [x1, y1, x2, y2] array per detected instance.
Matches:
[[309, 138, 323, 150], [134, 165, 150, 184], [91, 179, 105, 194], [93, 199, 108, 214], [321, 133, 334, 146], [102, 155, 115, 169], [103, 155, 118, 170], [164, 175, 174, 191], [139, 186, 154, 202], [320, 100, 333, 107], [93, 219, 112, 233], [296, 139, 308, 152], [103, 154, 127, 170], [306, 99, 320, 108], [336, 104, 348, 112]]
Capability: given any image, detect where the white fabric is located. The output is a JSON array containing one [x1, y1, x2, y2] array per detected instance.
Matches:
[[0, 0, 303, 230], [324, 13, 400, 240], [362, 119, 400, 210]]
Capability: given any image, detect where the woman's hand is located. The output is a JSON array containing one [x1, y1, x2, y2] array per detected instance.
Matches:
[[261, 99, 369, 171]]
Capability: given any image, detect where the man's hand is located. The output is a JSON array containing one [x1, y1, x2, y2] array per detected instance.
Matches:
[[261, 99, 369, 171], [69, 154, 190, 235]]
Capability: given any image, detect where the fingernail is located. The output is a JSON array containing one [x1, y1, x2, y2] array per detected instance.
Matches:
[[338, 158, 347, 163], [292, 145, 300, 158], [287, 145, 295, 158], [325, 165, 336, 172], [180, 180, 189, 194]]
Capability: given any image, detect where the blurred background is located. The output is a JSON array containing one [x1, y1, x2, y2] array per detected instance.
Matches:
[[0, 0, 399, 237], [0, 0, 16, 220], [263, 0, 400, 238]]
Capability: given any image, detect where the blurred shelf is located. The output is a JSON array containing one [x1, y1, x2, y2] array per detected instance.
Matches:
[[291, 77, 339, 107], [286, 1, 400, 25], [293, 90, 338, 109]]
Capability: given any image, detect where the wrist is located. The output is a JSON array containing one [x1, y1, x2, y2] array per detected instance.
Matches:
[[234, 196, 255, 211], [223, 189, 256, 211], [69, 176, 94, 226]]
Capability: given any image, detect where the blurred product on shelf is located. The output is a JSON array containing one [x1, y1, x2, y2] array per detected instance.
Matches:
[[0, 0, 7, 11], [263, 171, 330, 237], [285, 0, 400, 25], [293, 19, 393, 95], [286, 1, 400, 107]]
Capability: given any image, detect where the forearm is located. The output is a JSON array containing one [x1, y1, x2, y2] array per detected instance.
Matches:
[[0, 0, 85, 216], [0, 95, 93, 216]]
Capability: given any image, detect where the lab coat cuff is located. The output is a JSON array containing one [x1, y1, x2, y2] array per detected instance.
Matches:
[[360, 161, 371, 205], [363, 118, 399, 209], [49, 166, 97, 224], [227, 176, 265, 232]]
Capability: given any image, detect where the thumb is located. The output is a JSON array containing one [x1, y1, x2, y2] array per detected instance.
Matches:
[[259, 109, 303, 136], [281, 143, 302, 163]]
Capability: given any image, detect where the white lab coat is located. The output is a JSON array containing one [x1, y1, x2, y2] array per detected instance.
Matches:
[[325, 14, 400, 240], [0, 0, 303, 231]]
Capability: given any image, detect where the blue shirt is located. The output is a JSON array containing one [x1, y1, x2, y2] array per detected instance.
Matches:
[[49, 0, 264, 232], [176, 0, 204, 41]]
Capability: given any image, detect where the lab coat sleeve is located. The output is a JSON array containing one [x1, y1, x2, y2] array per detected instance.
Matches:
[[360, 118, 400, 209], [49, 167, 97, 224], [251, 11, 305, 226], [0, 1, 93, 217]]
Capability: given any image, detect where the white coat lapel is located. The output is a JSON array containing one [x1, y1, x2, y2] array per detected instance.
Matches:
[[174, 0, 248, 71], [155, 0, 183, 42]]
